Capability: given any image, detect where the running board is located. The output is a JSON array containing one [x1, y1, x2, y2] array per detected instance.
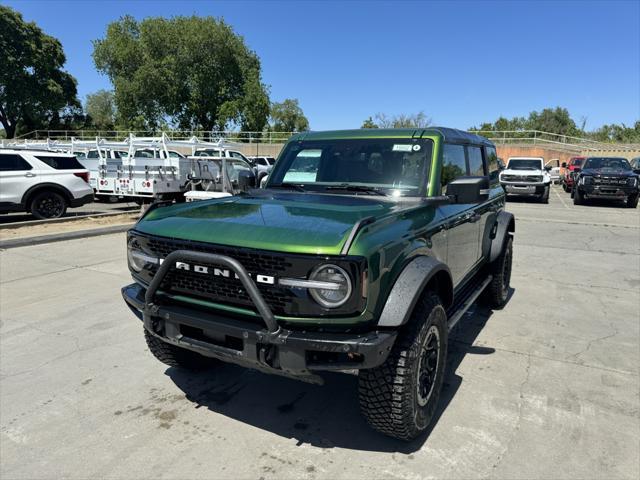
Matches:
[[447, 275, 493, 331]]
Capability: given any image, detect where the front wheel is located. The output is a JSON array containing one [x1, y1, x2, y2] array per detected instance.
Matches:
[[359, 292, 448, 441], [573, 188, 584, 205], [30, 191, 68, 219], [627, 193, 639, 208], [540, 185, 550, 204], [144, 329, 217, 370]]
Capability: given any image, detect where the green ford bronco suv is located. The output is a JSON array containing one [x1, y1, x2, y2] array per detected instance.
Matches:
[[122, 128, 514, 440]]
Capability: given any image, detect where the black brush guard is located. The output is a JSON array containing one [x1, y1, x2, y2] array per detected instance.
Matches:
[[122, 249, 396, 384]]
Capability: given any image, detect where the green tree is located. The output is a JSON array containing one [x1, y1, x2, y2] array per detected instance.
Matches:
[[270, 99, 309, 132], [93, 15, 270, 132], [0, 6, 80, 138], [361, 116, 378, 128], [526, 107, 578, 136], [368, 111, 432, 129], [85, 90, 116, 129]]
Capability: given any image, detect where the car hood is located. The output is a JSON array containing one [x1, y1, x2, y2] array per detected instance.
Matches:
[[581, 168, 636, 177], [501, 168, 543, 175], [134, 192, 408, 255]]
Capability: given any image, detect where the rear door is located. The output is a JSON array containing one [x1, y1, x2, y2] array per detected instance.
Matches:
[[0, 153, 38, 206]]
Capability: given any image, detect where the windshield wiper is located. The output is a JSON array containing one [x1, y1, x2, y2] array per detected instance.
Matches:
[[269, 183, 306, 192], [324, 184, 389, 196]]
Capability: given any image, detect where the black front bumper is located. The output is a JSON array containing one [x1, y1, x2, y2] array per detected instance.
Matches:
[[122, 283, 396, 384], [580, 184, 637, 199]]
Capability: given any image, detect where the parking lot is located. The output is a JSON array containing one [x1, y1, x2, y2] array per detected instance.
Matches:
[[0, 186, 638, 479]]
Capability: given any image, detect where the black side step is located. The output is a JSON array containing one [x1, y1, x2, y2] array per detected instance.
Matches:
[[446, 275, 492, 331]]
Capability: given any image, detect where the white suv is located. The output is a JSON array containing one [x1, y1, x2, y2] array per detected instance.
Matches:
[[0, 150, 94, 219], [499, 156, 552, 203]]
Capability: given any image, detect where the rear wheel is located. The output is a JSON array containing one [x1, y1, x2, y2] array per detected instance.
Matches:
[[627, 193, 639, 208], [483, 236, 513, 308], [30, 191, 67, 219], [359, 292, 447, 441], [144, 329, 216, 370]]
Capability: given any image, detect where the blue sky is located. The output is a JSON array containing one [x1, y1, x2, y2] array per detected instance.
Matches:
[[6, 0, 640, 131]]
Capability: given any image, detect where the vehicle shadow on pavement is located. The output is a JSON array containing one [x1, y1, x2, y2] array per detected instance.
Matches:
[[166, 289, 513, 453]]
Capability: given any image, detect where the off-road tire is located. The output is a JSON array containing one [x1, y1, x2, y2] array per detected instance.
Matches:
[[562, 182, 570, 192], [573, 187, 584, 205], [627, 193, 638, 208], [358, 292, 448, 441], [540, 185, 550, 204], [30, 190, 68, 219], [144, 329, 215, 370], [483, 236, 513, 308]]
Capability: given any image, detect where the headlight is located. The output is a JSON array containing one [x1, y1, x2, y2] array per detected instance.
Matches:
[[580, 176, 593, 185], [308, 264, 352, 308], [628, 177, 638, 187], [127, 237, 159, 272]]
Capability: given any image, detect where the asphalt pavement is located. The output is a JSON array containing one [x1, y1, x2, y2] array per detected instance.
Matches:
[[1, 186, 638, 479]]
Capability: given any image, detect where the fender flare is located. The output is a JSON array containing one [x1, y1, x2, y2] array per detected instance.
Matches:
[[21, 183, 73, 208], [378, 256, 453, 328], [489, 210, 515, 263]]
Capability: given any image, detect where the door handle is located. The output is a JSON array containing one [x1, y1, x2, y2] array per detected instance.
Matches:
[[24, 172, 36, 178], [468, 213, 481, 223]]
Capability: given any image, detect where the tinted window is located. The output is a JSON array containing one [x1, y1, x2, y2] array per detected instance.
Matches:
[[583, 157, 631, 170], [0, 154, 32, 171], [507, 159, 542, 170], [271, 139, 432, 196], [35, 155, 85, 170], [87, 150, 99, 159], [467, 146, 485, 176], [441, 144, 467, 192], [486, 146, 499, 185]]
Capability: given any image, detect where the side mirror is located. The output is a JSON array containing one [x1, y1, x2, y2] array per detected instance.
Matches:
[[447, 176, 490, 204], [633, 169, 640, 175], [237, 169, 256, 191], [561, 162, 567, 168], [260, 175, 269, 188], [497, 158, 506, 170], [573, 167, 581, 173], [544, 165, 552, 172]]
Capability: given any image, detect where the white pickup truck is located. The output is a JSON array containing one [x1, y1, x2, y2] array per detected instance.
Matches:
[[499, 156, 552, 203]]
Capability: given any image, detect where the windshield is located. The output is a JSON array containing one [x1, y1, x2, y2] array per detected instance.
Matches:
[[583, 157, 631, 171], [570, 158, 584, 166], [267, 138, 433, 196], [507, 159, 542, 170]]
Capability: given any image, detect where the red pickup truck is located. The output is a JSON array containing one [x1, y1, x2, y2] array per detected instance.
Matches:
[[561, 156, 586, 192]]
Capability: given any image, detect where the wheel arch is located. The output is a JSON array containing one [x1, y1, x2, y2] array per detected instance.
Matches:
[[377, 256, 453, 328], [22, 183, 73, 209], [489, 211, 515, 263]]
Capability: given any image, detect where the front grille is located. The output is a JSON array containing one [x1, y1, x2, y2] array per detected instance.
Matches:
[[593, 176, 628, 186], [132, 234, 366, 318], [502, 174, 542, 182], [145, 237, 293, 314]]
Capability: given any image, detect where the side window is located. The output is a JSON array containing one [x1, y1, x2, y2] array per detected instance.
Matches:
[[485, 146, 499, 185], [467, 146, 485, 177], [229, 151, 249, 162], [441, 144, 467, 192], [0, 154, 32, 171], [35, 156, 85, 169]]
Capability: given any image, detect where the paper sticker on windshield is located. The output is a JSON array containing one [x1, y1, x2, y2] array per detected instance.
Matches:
[[392, 144, 413, 152]]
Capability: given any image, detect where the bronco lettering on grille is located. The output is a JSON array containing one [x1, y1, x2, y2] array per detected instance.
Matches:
[[174, 261, 276, 285]]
